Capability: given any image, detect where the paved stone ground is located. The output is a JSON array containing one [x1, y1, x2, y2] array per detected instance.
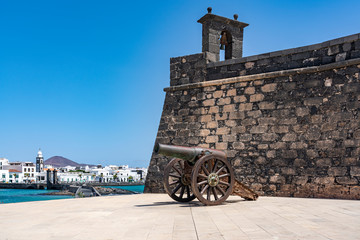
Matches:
[[0, 194, 359, 240]]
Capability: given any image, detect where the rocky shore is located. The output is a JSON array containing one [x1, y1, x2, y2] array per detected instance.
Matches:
[[94, 187, 137, 195], [43, 186, 137, 196], [44, 190, 74, 196]]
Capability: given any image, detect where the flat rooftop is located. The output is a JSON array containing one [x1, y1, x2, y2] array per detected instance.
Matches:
[[0, 194, 359, 240]]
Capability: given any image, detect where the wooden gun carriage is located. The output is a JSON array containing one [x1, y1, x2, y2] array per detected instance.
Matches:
[[154, 143, 258, 206]]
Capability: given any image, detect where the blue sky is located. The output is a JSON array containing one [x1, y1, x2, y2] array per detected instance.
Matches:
[[1, 0, 359, 167]]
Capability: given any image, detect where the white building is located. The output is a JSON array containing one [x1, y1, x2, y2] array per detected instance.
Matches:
[[0, 169, 9, 183], [8, 169, 22, 183], [59, 165, 76, 172], [2, 162, 37, 183], [0, 150, 148, 184], [0, 158, 9, 170], [90, 167, 108, 182], [36, 172, 47, 183], [58, 172, 95, 183]]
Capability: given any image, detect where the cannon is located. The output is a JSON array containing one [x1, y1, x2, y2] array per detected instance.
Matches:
[[155, 143, 258, 206]]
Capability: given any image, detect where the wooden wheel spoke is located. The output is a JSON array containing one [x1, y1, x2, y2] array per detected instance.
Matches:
[[216, 165, 226, 175], [169, 180, 180, 186], [201, 184, 209, 195], [207, 159, 214, 173], [212, 160, 219, 172], [219, 180, 230, 187], [207, 187, 211, 200], [178, 160, 184, 171], [215, 185, 226, 196], [197, 180, 207, 186], [212, 187, 218, 200], [186, 185, 191, 198], [172, 183, 182, 195], [179, 186, 185, 199], [218, 173, 230, 178], [198, 174, 207, 179], [172, 166, 182, 176], [201, 165, 210, 176], [169, 173, 181, 178]]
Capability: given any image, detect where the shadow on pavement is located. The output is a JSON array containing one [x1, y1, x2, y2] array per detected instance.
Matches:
[[135, 198, 247, 207]]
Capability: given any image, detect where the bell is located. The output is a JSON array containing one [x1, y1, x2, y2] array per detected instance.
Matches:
[[219, 31, 228, 50]]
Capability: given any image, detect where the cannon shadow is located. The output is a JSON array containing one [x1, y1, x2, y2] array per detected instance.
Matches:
[[135, 199, 246, 208]]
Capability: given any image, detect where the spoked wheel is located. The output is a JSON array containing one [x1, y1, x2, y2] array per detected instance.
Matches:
[[191, 155, 234, 205], [163, 158, 196, 202]]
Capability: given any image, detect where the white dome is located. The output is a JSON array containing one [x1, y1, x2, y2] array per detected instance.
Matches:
[[37, 149, 43, 158]]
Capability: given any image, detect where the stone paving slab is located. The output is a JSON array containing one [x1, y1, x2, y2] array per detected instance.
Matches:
[[0, 194, 359, 240]]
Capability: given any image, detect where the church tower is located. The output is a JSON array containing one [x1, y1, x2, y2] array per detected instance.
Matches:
[[36, 149, 44, 172]]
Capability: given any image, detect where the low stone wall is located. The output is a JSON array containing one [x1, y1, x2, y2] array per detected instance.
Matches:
[[170, 53, 207, 86], [206, 34, 360, 81], [145, 34, 360, 199], [0, 183, 46, 189]]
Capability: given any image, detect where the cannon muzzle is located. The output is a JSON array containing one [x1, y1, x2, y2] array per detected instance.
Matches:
[[154, 143, 226, 162]]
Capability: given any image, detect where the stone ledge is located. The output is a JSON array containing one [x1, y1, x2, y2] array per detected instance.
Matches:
[[207, 33, 360, 68], [164, 57, 360, 92]]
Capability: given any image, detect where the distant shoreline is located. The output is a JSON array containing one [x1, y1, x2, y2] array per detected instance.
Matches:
[[0, 182, 145, 190], [42, 186, 138, 196]]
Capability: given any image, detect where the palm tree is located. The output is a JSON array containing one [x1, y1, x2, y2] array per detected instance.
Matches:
[[24, 173, 30, 183], [78, 173, 83, 183], [113, 173, 118, 182], [100, 173, 104, 183], [128, 176, 133, 183]]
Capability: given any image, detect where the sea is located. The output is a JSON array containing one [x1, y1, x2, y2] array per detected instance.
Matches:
[[0, 185, 145, 204]]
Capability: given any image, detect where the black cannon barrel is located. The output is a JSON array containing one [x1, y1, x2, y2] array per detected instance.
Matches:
[[154, 143, 226, 162]]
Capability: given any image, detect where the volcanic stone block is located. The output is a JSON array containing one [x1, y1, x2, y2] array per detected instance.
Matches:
[[336, 177, 358, 185], [328, 167, 347, 176], [250, 94, 265, 102], [316, 140, 336, 150], [261, 83, 277, 92], [350, 167, 360, 176]]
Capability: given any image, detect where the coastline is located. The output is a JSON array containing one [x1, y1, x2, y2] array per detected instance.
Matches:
[[42, 186, 140, 196], [0, 185, 144, 204]]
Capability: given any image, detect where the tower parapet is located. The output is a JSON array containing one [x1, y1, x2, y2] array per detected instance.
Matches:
[[198, 7, 249, 61], [169, 8, 249, 87]]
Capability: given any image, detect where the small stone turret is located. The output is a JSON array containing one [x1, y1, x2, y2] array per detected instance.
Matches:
[[198, 8, 249, 61]]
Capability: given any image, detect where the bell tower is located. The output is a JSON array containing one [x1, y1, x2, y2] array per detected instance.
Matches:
[[198, 7, 249, 62], [36, 149, 44, 172]]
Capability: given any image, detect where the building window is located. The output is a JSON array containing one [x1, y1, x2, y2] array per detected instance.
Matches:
[[32, 168, 34, 172], [24, 168, 27, 172]]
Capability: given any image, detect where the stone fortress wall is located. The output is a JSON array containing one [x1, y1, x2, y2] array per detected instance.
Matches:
[[145, 10, 360, 199]]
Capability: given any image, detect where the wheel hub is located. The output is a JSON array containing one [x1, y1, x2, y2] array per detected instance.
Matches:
[[208, 173, 219, 187], [181, 174, 191, 186]]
